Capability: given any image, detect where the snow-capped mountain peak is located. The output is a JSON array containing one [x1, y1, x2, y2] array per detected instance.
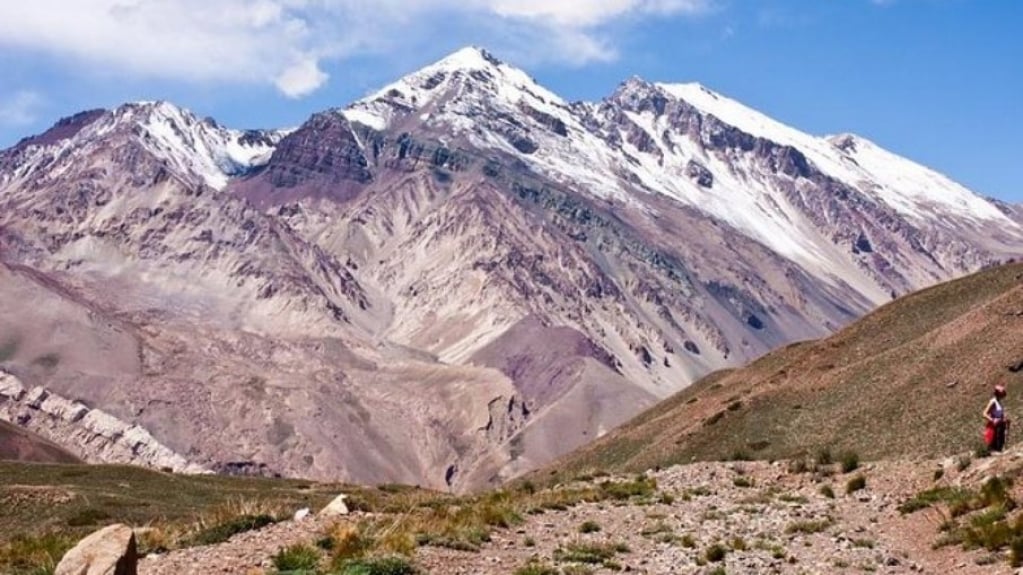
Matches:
[[342, 46, 567, 132]]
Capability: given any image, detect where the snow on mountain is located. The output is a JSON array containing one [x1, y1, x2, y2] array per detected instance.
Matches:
[[340, 49, 1018, 302], [658, 82, 1014, 227], [825, 133, 1013, 224], [2, 101, 285, 192], [109, 101, 285, 190]]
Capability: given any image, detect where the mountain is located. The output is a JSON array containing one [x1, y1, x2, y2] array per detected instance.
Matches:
[[542, 261, 1023, 480], [0, 420, 81, 464], [1, 47, 1021, 491]]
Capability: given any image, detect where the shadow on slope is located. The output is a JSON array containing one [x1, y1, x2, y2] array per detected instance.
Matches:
[[0, 421, 80, 465]]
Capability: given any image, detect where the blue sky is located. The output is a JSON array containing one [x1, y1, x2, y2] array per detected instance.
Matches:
[[1, 0, 1019, 202]]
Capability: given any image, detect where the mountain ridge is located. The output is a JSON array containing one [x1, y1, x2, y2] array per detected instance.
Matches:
[[1, 46, 1021, 491]]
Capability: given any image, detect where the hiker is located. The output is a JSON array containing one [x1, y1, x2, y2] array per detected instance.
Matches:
[[983, 384, 1010, 452]]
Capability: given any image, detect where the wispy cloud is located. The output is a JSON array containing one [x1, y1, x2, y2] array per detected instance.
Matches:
[[0, 91, 44, 126], [0, 1, 715, 98]]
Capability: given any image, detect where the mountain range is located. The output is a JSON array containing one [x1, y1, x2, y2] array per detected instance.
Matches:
[[1, 47, 1021, 491]]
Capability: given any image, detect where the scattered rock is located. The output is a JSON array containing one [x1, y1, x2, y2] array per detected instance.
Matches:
[[319, 493, 349, 516], [55, 523, 138, 575], [293, 507, 310, 521]]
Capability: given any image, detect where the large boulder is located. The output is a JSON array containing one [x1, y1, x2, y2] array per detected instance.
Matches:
[[55, 524, 138, 575]]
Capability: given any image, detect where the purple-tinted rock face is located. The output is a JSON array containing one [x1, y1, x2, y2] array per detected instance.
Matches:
[[232, 112, 372, 206], [18, 109, 106, 149], [265, 112, 372, 188]]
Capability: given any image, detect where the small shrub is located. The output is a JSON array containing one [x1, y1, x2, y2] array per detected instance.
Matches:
[[732, 477, 753, 488], [579, 520, 601, 534], [898, 487, 970, 515], [598, 477, 657, 501], [730, 537, 747, 551], [729, 449, 751, 461], [1011, 537, 1023, 567], [934, 469, 945, 481], [815, 449, 833, 466], [337, 556, 417, 575], [189, 514, 275, 546], [846, 476, 867, 494], [980, 476, 1015, 510], [679, 534, 696, 548], [273, 543, 320, 573], [819, 485, 835, 499], [523, 536, 536, 547], [554, 541, 628, 566], [785, 519, 832, 534], [514, 558, 560, 575], [705, 543, 727, 562], [839, 452, 860, 473], [975, 445, 992, 459]]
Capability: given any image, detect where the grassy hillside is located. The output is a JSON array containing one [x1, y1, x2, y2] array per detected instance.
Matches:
[[0, 461, 454, 573], [543, 262, 1023, 479]]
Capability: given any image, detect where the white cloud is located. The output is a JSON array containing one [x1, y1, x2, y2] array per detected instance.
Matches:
[[0, 1, 715, 98], [275, 57, 329, 98], [0, 91, 44, 126]]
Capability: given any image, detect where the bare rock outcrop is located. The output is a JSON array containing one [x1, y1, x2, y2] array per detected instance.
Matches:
[[0, 371, 208, 474], [55, 523, 138, 575]]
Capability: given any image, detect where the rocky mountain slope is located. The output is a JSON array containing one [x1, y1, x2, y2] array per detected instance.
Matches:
[[1, 47, 1021, 491], [47, 452, 1023, 575], [546, 262, 1023, 479]]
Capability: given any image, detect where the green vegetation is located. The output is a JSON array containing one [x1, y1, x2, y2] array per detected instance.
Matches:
[[705, 543, 727, 562], [845, 476, 866, 494], [898, 486, 971, 515], [335, 556, 417, 575], [273, 543, 321, 573], [578, 520, 601, 534], [554, 541, 629, 567], [839, 452, 860, 473], [0, 532, 75, 575], [514, 559, 560, 575], [907, 476, 1023, 568], [189, 513, 277, 546], [785, 518, 832, 535]]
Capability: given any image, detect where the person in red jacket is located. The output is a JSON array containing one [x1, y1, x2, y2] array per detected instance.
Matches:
[[984, 384, 1010, 452]]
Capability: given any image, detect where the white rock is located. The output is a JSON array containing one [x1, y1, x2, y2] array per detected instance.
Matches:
[[55, 523, 138, 575], [320, 493, 350, 516], [294, 507, 311, 521], [0, 371, 26, 401]]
